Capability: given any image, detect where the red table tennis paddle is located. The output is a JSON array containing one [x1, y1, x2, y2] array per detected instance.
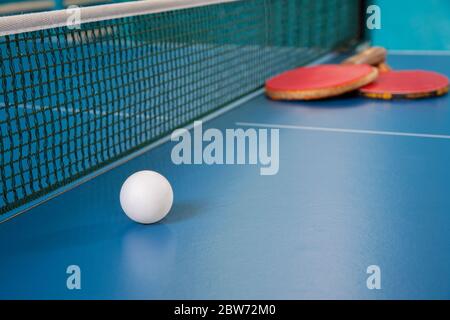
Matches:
[[350, 50, 450, 100], [265, 47, 386, 101], [359, 69, 449, 100]]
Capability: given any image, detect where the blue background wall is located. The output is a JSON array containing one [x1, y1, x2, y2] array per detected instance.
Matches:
[[369, 0, 450, 51]]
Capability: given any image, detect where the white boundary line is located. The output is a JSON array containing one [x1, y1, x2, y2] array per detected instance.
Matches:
[[388, 50, 450, 57], [236, 122, 450, 140], [0, 0, 238, 36]]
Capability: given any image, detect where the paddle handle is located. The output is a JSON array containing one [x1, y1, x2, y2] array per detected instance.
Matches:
[[342, 46, 389, 68]]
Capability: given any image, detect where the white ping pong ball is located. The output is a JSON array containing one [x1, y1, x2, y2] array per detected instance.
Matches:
[[120, 170, 174, 224]]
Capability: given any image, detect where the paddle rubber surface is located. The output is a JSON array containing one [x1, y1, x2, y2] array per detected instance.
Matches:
[[360, 70, 450, 99], [265, 64, 378, 101]]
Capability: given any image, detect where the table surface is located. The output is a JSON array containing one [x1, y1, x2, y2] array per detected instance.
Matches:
[[1, 53, 450, 299]]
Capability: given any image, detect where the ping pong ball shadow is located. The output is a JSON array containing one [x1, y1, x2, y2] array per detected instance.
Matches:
[[163, 201, 206, 224], [121, 224, 176, 285]]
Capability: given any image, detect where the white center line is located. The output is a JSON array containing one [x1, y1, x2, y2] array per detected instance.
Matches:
[[236, 122, 450, 140]]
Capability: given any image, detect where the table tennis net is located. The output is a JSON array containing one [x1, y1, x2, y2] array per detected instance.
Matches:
[[0, 0, 364, 216]]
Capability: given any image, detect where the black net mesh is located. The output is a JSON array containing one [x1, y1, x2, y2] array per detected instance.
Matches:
[[0, 0, 364, 215]]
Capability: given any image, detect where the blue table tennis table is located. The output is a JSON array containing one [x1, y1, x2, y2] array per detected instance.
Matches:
[[0, 52, 449, 299]]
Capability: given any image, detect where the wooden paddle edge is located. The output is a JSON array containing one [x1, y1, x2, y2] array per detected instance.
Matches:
[[360, 84, 449, 100]]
